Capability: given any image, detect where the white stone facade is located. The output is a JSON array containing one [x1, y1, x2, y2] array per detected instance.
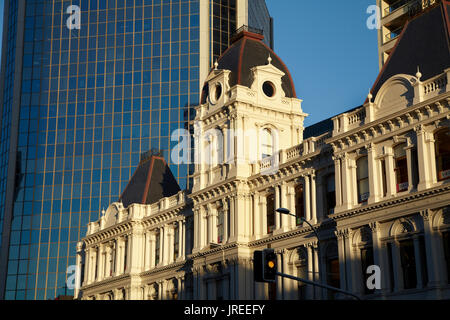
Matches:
[[76, 60, 450, 300]]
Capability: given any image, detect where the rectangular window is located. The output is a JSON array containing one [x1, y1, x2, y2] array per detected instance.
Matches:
[[357, 157, 369, 203], [326, 175, 336, 216], [266, 193, 275, 234], [381, 159, 387, 197], [155, 232, 160, 266], [217, 205, 224, 244], [124, 237, 128, 272], [174, 225, 179, 259], [394, 144, 408, 192], [435, 130, 450, 181], [295, 184, 304, 225]]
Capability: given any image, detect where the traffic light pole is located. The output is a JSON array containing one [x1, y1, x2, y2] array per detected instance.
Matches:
[[275, 272, 361, 301]]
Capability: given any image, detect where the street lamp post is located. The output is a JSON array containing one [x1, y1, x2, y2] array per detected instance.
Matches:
[[276, 208, 322, 299]]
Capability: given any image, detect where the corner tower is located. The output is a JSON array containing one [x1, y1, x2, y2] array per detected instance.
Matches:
[[190, 28, 307, 251]]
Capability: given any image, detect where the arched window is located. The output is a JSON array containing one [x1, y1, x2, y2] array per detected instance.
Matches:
[[394, 143, 408, 192], [295, 184, 305, 225], [325, 175, 336, 215], [356, 156, 369, 203], [266, 193, 275, 234], [217, 204, 224, 244], [435, 129, 450, 181], [261, 128, 273, 159]]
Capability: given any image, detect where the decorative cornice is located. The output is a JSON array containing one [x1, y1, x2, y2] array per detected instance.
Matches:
[[330, 184, 450, 222]]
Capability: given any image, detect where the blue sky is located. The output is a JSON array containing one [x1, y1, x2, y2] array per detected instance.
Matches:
[[0, 1, 379, 127], [266, 0, 379, 127]]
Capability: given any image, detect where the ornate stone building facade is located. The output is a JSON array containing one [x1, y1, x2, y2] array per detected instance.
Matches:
[[75, 5, 450, 300]]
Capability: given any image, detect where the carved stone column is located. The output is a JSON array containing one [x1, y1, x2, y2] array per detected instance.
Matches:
[[193, 208, 199, 251], [259, 195, 267, 236], [306, 244, 314, 299], [209, 203, 218, 244], [179, 220, 185, 259], [274, 185, 281, 229], [253, 193, 262, 238], [405, 142, 415, 191], [144, 231, 152, 270], [229, 196, 236, 241], [98, 244, 106, 281], [416, 125, 433, 191], [234, 193, 247, 242], [280, 183, 289, 230], [276, 251, 283, 300], [369, 222, 389, 296], [116, 236, 125, 276], [384, 146, 396, 197], [168, 224, 175, 264], [341, 155, 352, 210], [336, 230, 348, 291], [105, 243, 113, 278], [223, 198, 229, 243], [421, 210, 446, 290], [304, 176, 311, 221], [84, 247, 91, 285], [310, 173, 317, 224], [150, 232, 157, 269], [367, 143, 381, 204], [130, 224, 145, 274], [333, 156, 343, 210], [91, 246, 98, 283]]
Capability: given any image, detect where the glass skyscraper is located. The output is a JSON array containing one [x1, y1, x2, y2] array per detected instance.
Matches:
[[0, 0, 272, 300]]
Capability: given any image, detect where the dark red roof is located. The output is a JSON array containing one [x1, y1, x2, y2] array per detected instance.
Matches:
[[201, 30, 297, 103], [118, 155, 180, 208]]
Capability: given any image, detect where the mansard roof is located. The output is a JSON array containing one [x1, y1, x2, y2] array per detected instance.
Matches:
[[118, 154, 180, 208], [306, 2, 450, 139], [369, 1, 450, 100], [201, 28, 297, 104]]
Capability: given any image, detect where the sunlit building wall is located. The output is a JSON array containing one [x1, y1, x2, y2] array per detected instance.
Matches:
[[0, 0, 272, 300]]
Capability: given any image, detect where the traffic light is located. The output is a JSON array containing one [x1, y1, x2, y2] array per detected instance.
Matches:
[[253, 249, 277, 283]]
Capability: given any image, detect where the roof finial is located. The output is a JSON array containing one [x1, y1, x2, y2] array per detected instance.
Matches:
[[214, 60, 219, 70], [267, 54, 272, 65], [102, 208, 106, 215], [416, 66, 422, 81], [367, 90, 373, 103]]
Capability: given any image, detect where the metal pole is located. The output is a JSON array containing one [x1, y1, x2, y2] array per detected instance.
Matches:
[[276, 272, 361, 301], [299, 217, 322, 299], [278, 211, 323, 298]]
